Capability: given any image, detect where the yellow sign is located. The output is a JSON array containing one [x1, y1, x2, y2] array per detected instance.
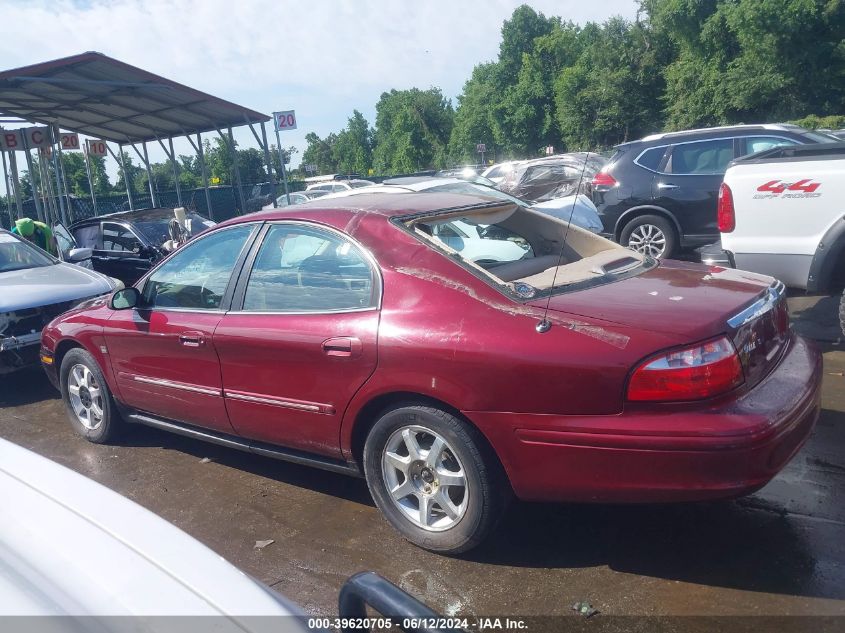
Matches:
[[210, 176, 221, 185], [368, 169, 374, 176]]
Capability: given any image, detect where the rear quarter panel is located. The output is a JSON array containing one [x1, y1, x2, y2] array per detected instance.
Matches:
[[340, 216, 686, 456]]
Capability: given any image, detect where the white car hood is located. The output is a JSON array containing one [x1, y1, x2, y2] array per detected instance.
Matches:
[[0, 438, 295, 618]]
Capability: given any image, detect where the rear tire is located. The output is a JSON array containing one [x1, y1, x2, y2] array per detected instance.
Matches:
[[363, 404, 509, 553], [59, 348, 121, 444], [620, 214, 678, 259]]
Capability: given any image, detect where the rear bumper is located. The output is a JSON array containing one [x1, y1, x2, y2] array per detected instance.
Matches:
[[467, 335, 822, 503], [696, 241, 735, 268]]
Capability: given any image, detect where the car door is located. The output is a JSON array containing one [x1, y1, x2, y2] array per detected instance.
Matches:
[[103, 224, 257, 433], [52, 223, 77, 261], [214, 222, 380, 458], [95, 221, 154, 284], [652, 137, 737, 240]]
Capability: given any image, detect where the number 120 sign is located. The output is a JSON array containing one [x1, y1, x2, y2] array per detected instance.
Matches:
[[274, 110, 297, 131]]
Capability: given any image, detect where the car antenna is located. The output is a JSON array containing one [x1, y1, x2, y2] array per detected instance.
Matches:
[[536, 151, 592, 334]]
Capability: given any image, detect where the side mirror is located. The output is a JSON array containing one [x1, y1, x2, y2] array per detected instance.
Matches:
[[110, 287, 140, 310], [67, 247, 93, 263]]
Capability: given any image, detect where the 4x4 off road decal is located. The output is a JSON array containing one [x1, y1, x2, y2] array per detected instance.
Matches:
[[754, 179, 822, 199]]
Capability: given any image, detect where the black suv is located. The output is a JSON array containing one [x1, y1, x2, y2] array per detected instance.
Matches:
[[591, 124, 836, 258]]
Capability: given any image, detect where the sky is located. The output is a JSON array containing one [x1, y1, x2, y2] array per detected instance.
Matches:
[[0, 0, 638, 190]]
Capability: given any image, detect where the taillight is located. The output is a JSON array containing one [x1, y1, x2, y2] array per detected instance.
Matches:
[[627, 336, 744, 402], [591, 171, 617, 188], [717, 183, 735, 232]]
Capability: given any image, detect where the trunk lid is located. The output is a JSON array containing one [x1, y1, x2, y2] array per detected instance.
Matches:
[[528, 260, 790, 389]]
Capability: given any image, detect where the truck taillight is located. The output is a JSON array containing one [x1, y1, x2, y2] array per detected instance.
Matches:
[[591, 172, 617, 188], [717, 183, 735, 233], [627, 336, 744, 402]]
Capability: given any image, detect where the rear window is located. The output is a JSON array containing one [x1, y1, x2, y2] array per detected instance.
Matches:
[[404, 202, 651, 297]]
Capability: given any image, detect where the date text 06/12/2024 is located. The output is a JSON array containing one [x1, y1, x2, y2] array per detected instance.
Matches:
[[306, 618, 528, 630]]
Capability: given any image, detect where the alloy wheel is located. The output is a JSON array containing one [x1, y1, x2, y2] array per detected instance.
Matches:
[[627, 224, 667, 258], [67, 364, 104, 430], [381, 425, 468, 531]]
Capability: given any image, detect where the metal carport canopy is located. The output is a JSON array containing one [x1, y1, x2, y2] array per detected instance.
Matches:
[[0, 51, 270, 142]]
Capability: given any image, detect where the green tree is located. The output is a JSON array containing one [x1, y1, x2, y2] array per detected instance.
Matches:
[[372, 88, 454, 174], [498, 5, 557, 79], [554, 17, 666, 148], [301, 132, 339, 175], [333, 110, 373, 174], [647, 0, 845, 128], [114, 151, 144, 195], [449, 63, 499, 163]]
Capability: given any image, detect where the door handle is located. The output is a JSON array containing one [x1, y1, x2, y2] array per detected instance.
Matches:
[[179, 332, 205, 348], [322, 337, 362, 358], [657, 183, 679, 190]]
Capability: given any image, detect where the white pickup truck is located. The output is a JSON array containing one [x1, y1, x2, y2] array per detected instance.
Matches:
[[706, 142, 845, 331]]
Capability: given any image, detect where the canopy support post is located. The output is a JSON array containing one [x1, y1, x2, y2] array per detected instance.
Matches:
[[8, 151, 24, 219], [109, 143, 135, 211], [21, 133, 45, 222], [50, 128, 68, 225], [169, 137, 183, 207], [188, 132, 213, 220], [83, 146, 99, 217], [274, 124, 291, 206], [216, 127, 246, 215], [1, 149, 12, 226]]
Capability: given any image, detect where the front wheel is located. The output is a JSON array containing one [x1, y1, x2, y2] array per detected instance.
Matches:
[[59, 348, 121, 444], [620, 214, 678, 259], [363, 405, 508, 553]]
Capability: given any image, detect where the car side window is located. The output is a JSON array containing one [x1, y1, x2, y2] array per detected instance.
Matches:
[[141, 225, 253, 310], [72, 225, 100, 249], [667, 139, 734, 175], [742, 136, 797, 155], [242, 224, 376, 312], [102, 223, 141, 253], [636, 146, 666, 171]]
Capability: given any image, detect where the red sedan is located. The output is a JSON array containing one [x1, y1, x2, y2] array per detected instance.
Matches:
[[40, 192, 821, 553]]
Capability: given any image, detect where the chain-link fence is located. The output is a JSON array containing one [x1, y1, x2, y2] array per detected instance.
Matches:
[[1, 180, 306, 229]]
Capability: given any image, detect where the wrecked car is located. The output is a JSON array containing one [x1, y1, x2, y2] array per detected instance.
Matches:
[[69, 207, 216, 284], [0, 229, 121, 375], [41, 192, 821, 554], [498, 152, 607, 202]]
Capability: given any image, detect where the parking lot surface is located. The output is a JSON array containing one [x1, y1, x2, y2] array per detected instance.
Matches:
[[1, 296, 843, 619]]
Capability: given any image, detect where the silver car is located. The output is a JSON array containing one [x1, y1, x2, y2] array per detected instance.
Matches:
[[0, 229, 120, 374]]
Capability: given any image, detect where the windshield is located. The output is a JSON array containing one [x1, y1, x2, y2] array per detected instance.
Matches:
[[133, 213, 215, 246], [0, 233, 56, 272]]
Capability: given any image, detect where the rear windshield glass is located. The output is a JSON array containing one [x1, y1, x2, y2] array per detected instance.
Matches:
[[404, 201, 651, 297]]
